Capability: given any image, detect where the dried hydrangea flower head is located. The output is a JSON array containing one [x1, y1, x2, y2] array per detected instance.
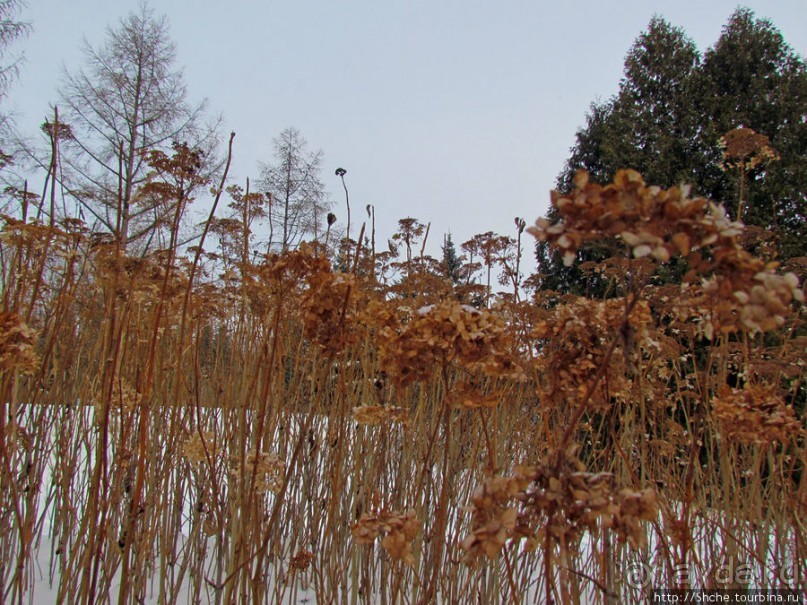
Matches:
[[351, 509, 420, 565], [369, 299, 523, 389], [230, 450, 285, 494], [719, 126, 779, 172], [182, 431, 221, 464], [462, 448, 657, 566], [529, 170, 804, 337], [352, 404, 409, 425], [0, 312, 39, 374], [712, 384, 803, 446], [528, 169, 740, 267]]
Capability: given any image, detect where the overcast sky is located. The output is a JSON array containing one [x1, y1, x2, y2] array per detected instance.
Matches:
[[6, 0, 807, 270]]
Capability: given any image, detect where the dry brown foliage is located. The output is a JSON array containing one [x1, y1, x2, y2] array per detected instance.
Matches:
[[0, 168, 803, 603]]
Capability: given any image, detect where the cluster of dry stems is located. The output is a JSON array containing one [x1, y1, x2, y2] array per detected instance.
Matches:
[[0, 166, 804, 603]]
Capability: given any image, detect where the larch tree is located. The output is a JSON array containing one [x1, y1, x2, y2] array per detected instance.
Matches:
[[258, 127, 330, 252], [0, 0, 30, 170], [56, 3, 218, 250], [0, 0, 28, 104]]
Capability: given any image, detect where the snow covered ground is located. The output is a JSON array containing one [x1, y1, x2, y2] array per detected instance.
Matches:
[[4, 403, 803, 603]]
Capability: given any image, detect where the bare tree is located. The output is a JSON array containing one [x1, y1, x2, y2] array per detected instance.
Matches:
[[0, 0, 29, 103], [57, 2, 218, 249], [0, 0, 30, 171], [259, 127, 330, 252]]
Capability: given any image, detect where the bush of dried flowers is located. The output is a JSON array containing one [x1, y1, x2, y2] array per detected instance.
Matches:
[[0, 166, 803, 603]]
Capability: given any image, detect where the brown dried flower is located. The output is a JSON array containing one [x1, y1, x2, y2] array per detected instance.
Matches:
[[462, 448, 658, 565], [369, 300, 523, 389], [448, 381, 500, 410], [302, 270, 359, 353], [532, 297, 655, 410], [182, 431, 221, 464], [289, 550, 315, 572], [352, 405, 409, 426], [0, 312, 39, 374], [719, 127, 779, 172], [529, 170, 803, 337], [231, 450, 285, 494], [351, 509, 420, 565], [461, 472, 531, 563], [528, 169, 743, 268], [712, 384, 803, 446]]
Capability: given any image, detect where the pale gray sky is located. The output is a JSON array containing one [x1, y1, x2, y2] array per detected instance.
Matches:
[[7, 0, 807, 270]]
